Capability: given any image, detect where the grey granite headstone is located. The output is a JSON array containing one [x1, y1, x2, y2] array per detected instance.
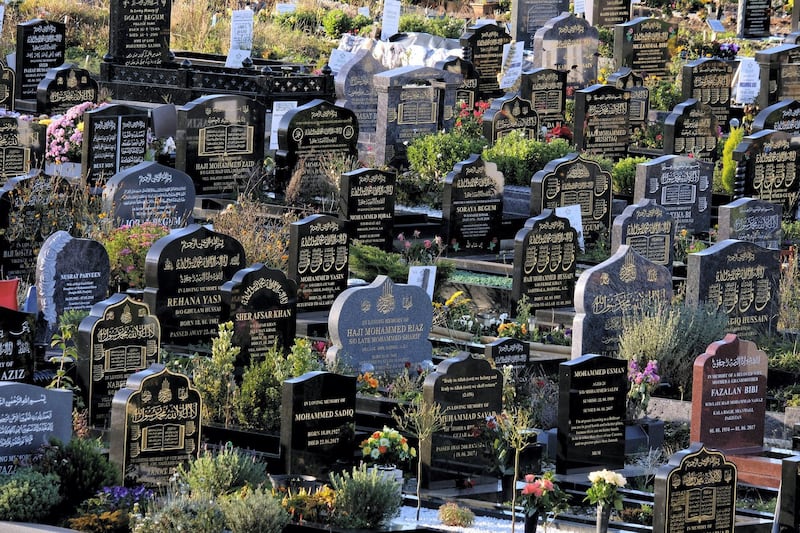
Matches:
[[76, 294, 160, 429], [335, 49, 384, 153], [681, 58, 735, 130], [0, 382, 71, 473], [512, 210, 578, 311], [614, 18, 677, 81], [142, 224, 245, 346], [611, 199, 675, 271], [519, 68, 567, 130], [281, 371, 356, 477], [663, 99, 720, 163], [686, 239, 780, 339], [634, 154, 713, 235], [574, 84, 630, 161], [718, 197, 782, 250], [36, 64, 98, 116], [327, 276, 432, 376], [511, 0, 569, 50], [572, 245, 673, 358], [102, 161, 195, 228], [460, 22, 512, 100], [109, 364, 201, 488], [755, 44, 800, 110], [532, 13, 599, 95]]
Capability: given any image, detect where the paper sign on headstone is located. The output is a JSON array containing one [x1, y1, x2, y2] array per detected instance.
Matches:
[[408, 265, 436, 301], [225, 9, 254, 68], [269, 101, 297, 150], [733, 58, 760, 105], [499, 42, 524, 90], [555, 205, 585, 252], [381, 0, 401, 41]]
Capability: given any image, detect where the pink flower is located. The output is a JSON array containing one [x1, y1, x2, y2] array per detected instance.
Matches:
[[405, 241, 411, 249], [542, 478, 553, 491], [423, 240, 432, 249], [525, 474, 536, 483], [397, 232, 405, 241], [531, 484, 544, 498]]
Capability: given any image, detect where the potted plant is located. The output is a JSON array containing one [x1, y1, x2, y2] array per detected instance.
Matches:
[[519, 471, 569, 533]]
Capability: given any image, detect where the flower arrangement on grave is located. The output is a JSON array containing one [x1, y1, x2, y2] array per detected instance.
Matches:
[[520, 472, 569, 531], [356, 371, 380, 396], [585, 469, 627, 533], [95, 222, 171, 290], [359, 426, 416, 467], [45, 101, 105, 164], [626, 359, 660, 422], [471, 413, 513, 476], [397, 230, 446, 266]]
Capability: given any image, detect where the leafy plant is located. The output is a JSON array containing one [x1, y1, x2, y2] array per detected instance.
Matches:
[[178, 444, 268, 497], [647, 76, 683, 112], [130, 494, 226, 533], [0, 469, 61, 522], [329, 464, 402, 529], [438, 502, 474, 527], [483, 132, 572, 186], [94, 222, 170, 289], [719, 125, 744, 194], [612, 156, 648, 195], [192, 322, 239, 426], [287, 337, 323, 378], [399, 13, 465, 38], [69, 485, 153, 533], [321, 9, 353, 38], [48, 309, 87, 392], [223, 487, 290, 533], [234, 343, 288, 431]]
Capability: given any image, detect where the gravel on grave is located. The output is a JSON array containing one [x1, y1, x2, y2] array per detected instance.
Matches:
[[393, 505, 592, 532]]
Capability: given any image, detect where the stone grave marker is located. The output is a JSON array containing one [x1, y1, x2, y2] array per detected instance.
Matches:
[[663, 99, 720, 163], [482, 94, 541, 144], [531, 152, 612, 244], [690, 334, 767, 453], [0, 382, 71, 473], [460, 22, 512, 100], [374, 65, 461, 166], [327, 276, 432, 376], [281, 371, 356, 477], [339, 168, 395, 251], [82, 104, 149, 189], [755, 44, 800, 110], [611, 199, 675, 271], [0, 62, 15, 110], [572, 245, 673, 358], [686, 239, 780, 339], [275, 99, 357, 195], [335, 49, 383, 155], [752, 98, 800, 134], [556, 354, 627, 474], [511, 0, 569, 51], [436, 56, 480, 111], [737, 0, 771, 38], [532, 13, 599, 95], [35, 231, 110, 346], [608, 68, 649, 137], [0, 306, 35, 383], [0, 174, 47, 285], [108, 0, 171, 66], [780, 455, 800, 531], [681, 57, 735, 130], [653, 445, 737, 533], [220, 263, 297, 369], [634, 154, 713, 235], [512, 209, 578, 312], [15, 19, 65, 104], [76, 294, 160, 429], [102, 161, 195, 228], [36, 64, 98, 116], [287, 214, 348, 313], [0, 115, 45, 181], [442, 154, 504, 255], [422, 353, 502, 487], [586, 0, 630, 29], [614, 18, 677, 81], [519, 68, 567, 130], [143, 224, 245, 347], [733, 129, 800, 220], [109, 364, 201, 487], [485, 337, 529, 367], [176, 94, 265, 197], [718, 197, 782, 250], [574, 84, 630, 161]]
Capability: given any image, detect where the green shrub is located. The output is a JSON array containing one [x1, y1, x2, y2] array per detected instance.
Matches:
[[322, 9, 352, 38], [234, 344, 288, 431], [130, 495, 226, 533], [482, 132, 572, 186], [407, 130, 488, 182], [438, 501, 475, 527], [330, 464, 402, 529], [0, 469, 61, 522], [273, 9, 320, 32], [223, 488, 290, 533], [179, 445, 268, 497], [31, 438, 119, 517], [648, 78, 683, 112], [612, 156, 648, 195], [720, 126, 744, 194], [287, 337, 323, 377], [192, 321, 239, 426], [399, 13, 465, 38]]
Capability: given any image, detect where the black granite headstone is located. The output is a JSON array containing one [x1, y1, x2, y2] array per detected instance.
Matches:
[[0, 306, 35, 383], [608, 68, 649, 136], [176, 94, 265, 197], [663, 99, 720, 163], [752, 98, 800, 134], [0, 63, 15, 110], [142, 224, 245, 346], [287, 214, 349, 313], [0, 382, 71, 473], [737, 0, 771, 38], [109, 364, 201, 487], [482, 94, 541, 144], [686, 239, 780, 339], [109, 0, 172, 66], [614, 18, 677, 81], [339, 168, 396, 251], [281, 371, 356, 477], [531, 152, 612, 243], [442, 154, 504, 254], [220, 263, 297, 369], [572, 245, 673, 358], [511, 0, 569, 50], [681, 58, 735, 131], [519, 68, 567, 130], [102, 161, 195, 228], [532, 13, 600, 94], [76, 294, 160, 429], [556, 354, 627, 474], [586, 0, 631, 29], [485, 337, 529, 367], [718, 197, 782, 250], [574, 84, 630, 161], [436, 56, 480, 111], [36, 64, 98, 116], [327, 276, 432, 376], [334, 49, 383, 143], [733, 129, 800, 220], [82, 104, 149, 189], [512, 210, 578, 312], [634, 154, 713, 235], [0, 174, 46, 285], [780, 455, 800, 531], [653, 445, 737, 533], [0, 116, 45, 181], [611, 199, 675, 271], [460, 22, 513, 100], [422, 353, 503, 486], [15, 19, 65, 103]]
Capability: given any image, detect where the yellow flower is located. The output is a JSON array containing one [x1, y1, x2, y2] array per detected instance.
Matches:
[[76, 122, 85, 132], [445, 291, 464, 307]]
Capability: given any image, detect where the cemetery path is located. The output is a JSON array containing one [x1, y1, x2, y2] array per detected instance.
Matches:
[[0, 524, 77, 532]]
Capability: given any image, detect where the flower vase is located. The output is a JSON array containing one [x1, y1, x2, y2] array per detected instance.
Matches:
[[499, 472, 515, 503], [524, 511, 539, 533], [596, 504, 611, 533], [369, 464, 403, 495]]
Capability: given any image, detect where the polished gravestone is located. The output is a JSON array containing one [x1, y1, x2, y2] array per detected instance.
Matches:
[[664, 99, 720, 163], [718, 197, 782, 250], [0, 306, 35, 383], [519, 68, 567, 130], [611, 199, 675, 271], [82, 104, 149, 189], [36, 64, 98, 116], [482, 94, 541, 144], [608, 68, 649, 137], [460, 22, 512, 100], [755, 44, 800, 109], [334, 49, 384, 154], [737, 0, 771, 38], [574, 84, 630, 161], [108, 0, 171, 66], [0, 174, 47, 285], [339, 168, 395, 251], [437, 55, 480, 111], [15, 19, 65, 105], [681, 57, 735, 130], [586, 0, 631, 28], [485, 337, 529, 368], [0, 116, 45, 181], [511, 0, 568, 50], [532, 13, 599, 94], [752, 98, 800, 134], [613, 18, 677, 81], [0, 62, 15, 110]]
